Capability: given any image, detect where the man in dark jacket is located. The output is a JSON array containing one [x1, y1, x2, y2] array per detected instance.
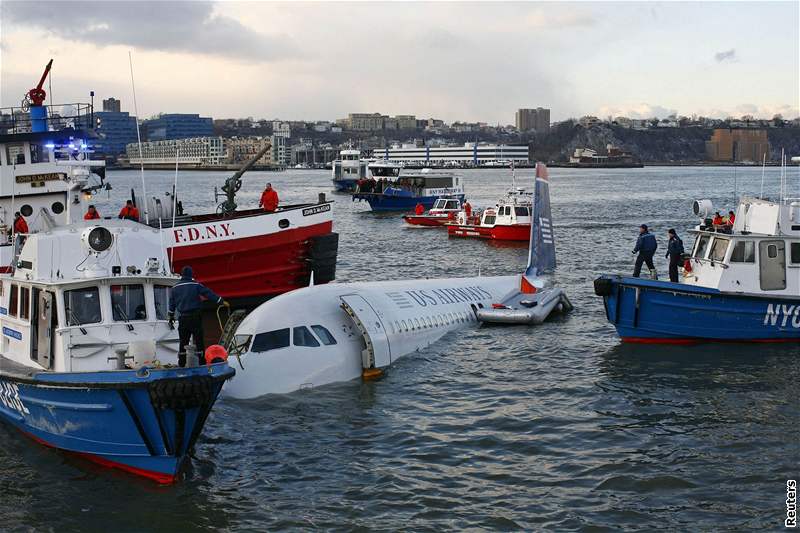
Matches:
[[633, 224, 658, 279], [665, 228, 684, 282], [168, 266, 228, 366]]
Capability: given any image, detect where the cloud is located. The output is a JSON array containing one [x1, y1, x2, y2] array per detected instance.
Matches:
[[597, 103, 678, 120], [714, 48, 737, 62], [2, 1, 298, 63]]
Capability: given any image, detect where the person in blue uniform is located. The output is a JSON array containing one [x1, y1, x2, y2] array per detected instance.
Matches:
[[632, 224, 658, 279], [168, 266, 229, 366], [665, 228, 684, 282]]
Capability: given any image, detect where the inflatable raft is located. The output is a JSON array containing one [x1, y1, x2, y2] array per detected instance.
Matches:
[[476, 287, 573, 325]]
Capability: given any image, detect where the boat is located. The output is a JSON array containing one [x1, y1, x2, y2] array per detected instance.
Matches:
[[352, 168, 465, 212], [331, 149, 368, 192], [595, 164, 800, 343], [0, 219, 234, 482], [402, 197, 463, 226], [447, 184, 533, 241]]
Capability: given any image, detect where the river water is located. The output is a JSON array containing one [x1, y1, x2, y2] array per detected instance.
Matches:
[[1, 167, 797, 531]]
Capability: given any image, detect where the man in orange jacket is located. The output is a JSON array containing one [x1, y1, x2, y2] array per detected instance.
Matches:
[[463, 200, 472, 218], [13, 212, 28, 234], [118, 200, 140, 221], [414, 203, 424, 215], [259, 183, 279, 212], [84, 205, 101, 220]]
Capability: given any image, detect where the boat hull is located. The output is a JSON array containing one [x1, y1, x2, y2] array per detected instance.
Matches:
[[402, 215, 451, 227], [447, 223, 530, 241], [353, 193, 465, 212], [0, 362, 234, 483], [595, 275, 800, 343], [332, 178, 358, 192]]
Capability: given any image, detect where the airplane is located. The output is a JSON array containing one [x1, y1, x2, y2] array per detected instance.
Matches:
[[221, 163, 571, 399]]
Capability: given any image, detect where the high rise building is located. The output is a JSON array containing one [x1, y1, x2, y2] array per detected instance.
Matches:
[[142, 113, 214, 141], [93, 111, 138, 156], [515, 107, 551, 133], [706, 129, 771, 162], [102, 97, 121, 113]]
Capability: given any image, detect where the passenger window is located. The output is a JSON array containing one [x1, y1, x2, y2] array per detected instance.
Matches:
[[792, 243, 800, 264], [20, 287, 30, 320], [401, 320, 408, 331], [8, 283, 18, 317], [311, 325, 337, 345], [111, 284, 147, 321], [710, 238, 729, 262], [730, 241, 756, 263], [251, 328, 290, 352], [293, 326, 320, 347], [65, 287, 102, 325], [694, 235, 710, 259], [515, 207, 529, 216], [154, 285, 170, 320], [483, 215, 496, 225]]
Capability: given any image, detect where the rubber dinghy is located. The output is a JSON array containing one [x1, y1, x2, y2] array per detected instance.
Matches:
[[476, 162, 573, 325]]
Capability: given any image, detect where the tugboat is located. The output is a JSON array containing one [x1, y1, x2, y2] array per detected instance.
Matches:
[[0, 220, 234, 482], [446, 172, 536, 242], [352, 168, 464, 212], [331, 149, 368, 192], [402, 197, 463, 227], [595, 163, 800, 343]]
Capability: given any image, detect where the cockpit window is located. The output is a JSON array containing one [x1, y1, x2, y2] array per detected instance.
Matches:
[[515, 206, 530, 216], [693, 235, 711, 259], [710, 237, 729, 262], [65, 287, 102, 325], [251, 328, 290, 352], [311, 325, 337, 345], [293, 326, 320, 347], [111, 284, 147, 321]]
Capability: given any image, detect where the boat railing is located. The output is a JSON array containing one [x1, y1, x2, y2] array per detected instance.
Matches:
[[691, 257, 729, 269], [0, 103, 94, 135]]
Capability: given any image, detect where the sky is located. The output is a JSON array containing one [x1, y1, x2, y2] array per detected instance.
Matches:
[[1, 1, 798, 124]]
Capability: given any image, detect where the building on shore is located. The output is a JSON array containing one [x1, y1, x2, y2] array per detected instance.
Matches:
[[515, 108, 551, 133], [93, 104, 138, 157], [142, 113, 214, 141], [705, 129, 771, 162], [226, 136, 273, 165], [337, 113, 424, 131], [102, 97, 121, 113], [570, 144, 636, 164], [127, 136, 226, 165], [373, 143, 529, 165]]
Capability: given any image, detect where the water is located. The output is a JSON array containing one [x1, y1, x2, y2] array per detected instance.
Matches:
[[1, 167, 797, 531]]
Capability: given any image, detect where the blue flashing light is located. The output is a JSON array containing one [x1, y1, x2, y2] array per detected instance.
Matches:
[[68, 143, 75, 149], [45, 143, 55, 149]]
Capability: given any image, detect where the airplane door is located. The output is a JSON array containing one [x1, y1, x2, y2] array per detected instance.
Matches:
[[36, 291, 54, 369], [339, 294, 392, 369]]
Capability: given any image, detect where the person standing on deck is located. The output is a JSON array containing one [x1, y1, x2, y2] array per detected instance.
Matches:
[[632, 224, 658, 279], [259, 183, 279, 212], [414, 203, 424, 215], [665, 229, 684, 283], [118, 200, 139, 221], [463, 200, 472, 219], [168, 266, 229, 367], [13, 212, 29, 234], [84, 205, 101, 220]]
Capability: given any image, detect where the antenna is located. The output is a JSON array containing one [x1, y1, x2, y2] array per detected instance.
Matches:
[[759, 152, 766, 199], [169, 147, 180, 269], [128, 51, 149, 224], [733, 165, 737, 207]]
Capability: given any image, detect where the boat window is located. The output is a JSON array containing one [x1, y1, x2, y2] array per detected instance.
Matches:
[[154, 285, 170, 320], [293, 326, 320, 347], [20, 287, 30, 321], [515, 206, 530, 216], [422, 177, 453, 188], [65, 287, 102, 326], [311, 324, 337, 345], [730, 241, 756, 263], [251, 328, 290, 353], [768, 245, 778, 258], [710, 238, 730, 262], [111, 284, 147, 321], [792, 243, 800, 264], [483, 215, 496, 225], [5, 143, 25, 165], [8, 283, 18, 317], [693, 235, 711, 259], [433, 199, 445, 209], [446, 200, 458, 210]]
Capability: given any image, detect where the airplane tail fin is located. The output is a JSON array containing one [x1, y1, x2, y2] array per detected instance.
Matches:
[[524, 162, 556, 278]]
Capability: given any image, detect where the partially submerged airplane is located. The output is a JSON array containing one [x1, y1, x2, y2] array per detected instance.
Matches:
[[222, 163, 572, 399]]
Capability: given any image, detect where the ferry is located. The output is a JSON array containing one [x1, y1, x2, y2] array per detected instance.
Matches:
[[1, 61, 338, 307], [0, 220, 234, 483], [447, 184, 534, 242], [402, 197, 463, 227], [352, 169, 465, 212], [595, 169, 800, 343], [331, 149, 368, 192]]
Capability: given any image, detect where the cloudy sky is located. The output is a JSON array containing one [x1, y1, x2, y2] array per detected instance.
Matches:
[[1, 1, 798, 123]]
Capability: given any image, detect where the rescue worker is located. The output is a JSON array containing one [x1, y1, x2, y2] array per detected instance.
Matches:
[[632, 224, 658, 279], [168, 266, 229, 367], [259, 183, 279, 212], [665, 228, 684, 283], [84, 205, 101, 220], [118, 200, 140, 221], [712, 211, 724, 227], [464, 200, 472, 219], [13, 212, 28, 234], [414, 203, 425, 215], [726, 210, 736, 226]]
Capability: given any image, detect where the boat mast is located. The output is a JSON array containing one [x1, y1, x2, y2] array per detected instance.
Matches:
[[128, 51, 149, 224]]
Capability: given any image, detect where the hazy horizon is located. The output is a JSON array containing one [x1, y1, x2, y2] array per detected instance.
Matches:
[[1, 1, 798, 123]]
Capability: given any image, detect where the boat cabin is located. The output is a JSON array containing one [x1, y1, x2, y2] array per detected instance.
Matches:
[[0, 221, 179, 373], [685, 197, 800, 296], [430, 198, 462, 214], [332, 149, 368, 180], [387, 169, 464, 197]]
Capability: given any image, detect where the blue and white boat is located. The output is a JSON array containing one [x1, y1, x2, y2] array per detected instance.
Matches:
[[331, 149, 368, 192], [0, 220, 234, 483], [595, 178, 800, 343], [352, 169, 465, 212]]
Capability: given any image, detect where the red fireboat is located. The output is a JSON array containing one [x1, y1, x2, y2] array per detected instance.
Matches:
[[402, 198, 464, 227], [447, 187, 533, 241]]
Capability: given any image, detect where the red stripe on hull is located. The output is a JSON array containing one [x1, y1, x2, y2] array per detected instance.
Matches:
[[621, 336, 800, 345], [20, 429, 177, 484], [403, 216, 449, 227], [170, 221, 332, 300], [447, 223, 530, 241]]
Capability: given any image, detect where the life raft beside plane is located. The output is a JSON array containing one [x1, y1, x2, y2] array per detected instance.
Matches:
[[476, 287, 573, 325]]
